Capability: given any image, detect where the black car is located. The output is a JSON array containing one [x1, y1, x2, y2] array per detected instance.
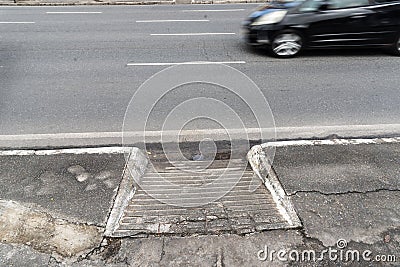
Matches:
[[242, 0, 400, 57]]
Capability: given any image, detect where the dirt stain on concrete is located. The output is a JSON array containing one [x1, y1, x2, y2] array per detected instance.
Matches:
[[0, 200, 103, 259]]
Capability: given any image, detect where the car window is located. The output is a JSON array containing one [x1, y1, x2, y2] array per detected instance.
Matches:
[[298, 0, 325, 11], [298, 0, 369, 12], [327, 0, 369, 9], [374, 0, 399, 2]]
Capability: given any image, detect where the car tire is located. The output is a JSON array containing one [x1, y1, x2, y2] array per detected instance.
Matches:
[[269, 30, 304, 58], [389, 33, 400, 56]]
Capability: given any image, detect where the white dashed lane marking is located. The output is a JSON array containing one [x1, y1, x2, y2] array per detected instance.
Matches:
[[181, 9, 245, 12], [150, 32, 236, 36], [0, 22, 35, 24], [126, 61, 246, 66], [46, 12, 103, 14], [136, 19, 210, 23]]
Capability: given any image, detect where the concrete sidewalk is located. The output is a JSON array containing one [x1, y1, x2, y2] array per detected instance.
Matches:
[[0, 139, 399, 266]]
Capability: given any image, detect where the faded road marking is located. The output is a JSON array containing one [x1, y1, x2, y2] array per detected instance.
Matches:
[[136, 19, 209, 23], [150, 32, 236, 36], [46, 11, 103, 14], [0, 21, 35, 24], [127, 61, 246, 66], [182, 9, 245, 12]]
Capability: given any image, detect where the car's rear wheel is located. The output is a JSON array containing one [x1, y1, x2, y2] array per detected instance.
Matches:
[[389, 33, 400, 56], [269, 30, 303, 58]]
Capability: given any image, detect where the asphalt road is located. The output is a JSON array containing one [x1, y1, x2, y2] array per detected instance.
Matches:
[[1, 4, 400, 143]]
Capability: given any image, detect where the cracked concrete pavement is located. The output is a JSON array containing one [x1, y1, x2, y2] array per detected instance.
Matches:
[[0, 152, 125, 226], [0, 141, 399, 266], [272, 143, 400, 195], [0, 200, 103, 262]]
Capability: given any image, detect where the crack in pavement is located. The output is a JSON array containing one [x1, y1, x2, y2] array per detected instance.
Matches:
[[159, 237, 166, 264], [287, 188, 400, 197], [201, 40, 210, 61]]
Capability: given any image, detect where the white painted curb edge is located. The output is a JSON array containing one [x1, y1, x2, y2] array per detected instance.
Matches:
[[104, 148, 148, 237], [0, 146, 131, 156], [2, 123, 400, 149], [261, 136, 400, 148], [247, 146, 302, 228]]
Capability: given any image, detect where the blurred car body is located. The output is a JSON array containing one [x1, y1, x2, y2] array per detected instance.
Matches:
[[248, 0, 304, 20], [242, 0, 400, 57]]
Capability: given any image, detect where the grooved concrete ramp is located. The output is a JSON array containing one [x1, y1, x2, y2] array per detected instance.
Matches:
[[106, 151, 300, 237]]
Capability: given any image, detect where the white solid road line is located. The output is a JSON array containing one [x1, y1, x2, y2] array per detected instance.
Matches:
[[126, 61, 246, 66], [136, 20, 210, 23], [151, 33, 236, 36], [182, 9, 245, 12], [0, 22, 35, 24], [46, 12, 103, 14]]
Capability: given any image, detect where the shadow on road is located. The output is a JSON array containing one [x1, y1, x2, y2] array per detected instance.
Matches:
[[242, 43, 391, 59], [301, 48, 390, 58]]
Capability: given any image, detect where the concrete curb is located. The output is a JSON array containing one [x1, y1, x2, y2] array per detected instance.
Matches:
[[2, 124, 400, 149], [247, 145, 302, 228], [261, 136, 400, 148], [105, 147, 148, 237]]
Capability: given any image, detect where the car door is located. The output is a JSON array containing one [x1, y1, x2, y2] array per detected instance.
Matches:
[[303, 0, 375, 48], [364, 1, 400, 45]]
